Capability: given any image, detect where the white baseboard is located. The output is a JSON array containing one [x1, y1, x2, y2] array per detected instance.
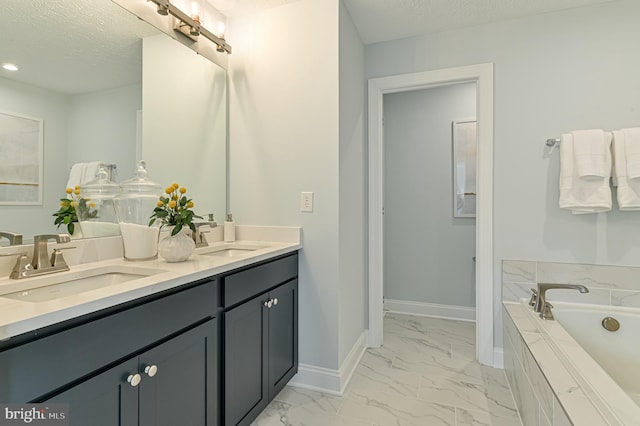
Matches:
[[384, 299, 476, 322], [493, 347, 504, 369], [288, 331, 367, 396]]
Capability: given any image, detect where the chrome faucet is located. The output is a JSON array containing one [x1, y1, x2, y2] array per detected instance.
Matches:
[[534, 283, 589, 315], [192, 214, 218, 248], [0, 231, 23, 246], [8, 234, 73, 279]]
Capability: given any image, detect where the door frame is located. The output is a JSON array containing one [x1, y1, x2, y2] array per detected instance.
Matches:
[[367, 63, 495, 366]]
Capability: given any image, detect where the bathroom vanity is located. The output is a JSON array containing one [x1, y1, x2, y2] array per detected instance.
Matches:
[[0, 232, 299, 426]]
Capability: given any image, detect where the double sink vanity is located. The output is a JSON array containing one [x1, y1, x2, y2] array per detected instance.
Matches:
[[0, 226, 301, 426]]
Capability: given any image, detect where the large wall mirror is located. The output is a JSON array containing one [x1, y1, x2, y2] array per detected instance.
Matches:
[[0, 0, 227, 244]]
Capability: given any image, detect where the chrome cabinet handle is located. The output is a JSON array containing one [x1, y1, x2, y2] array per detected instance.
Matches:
[[264, 299, 273, 308], [144, 365, 158, 377], [273, 298, 278, 306], [127, 373, 142, 387]]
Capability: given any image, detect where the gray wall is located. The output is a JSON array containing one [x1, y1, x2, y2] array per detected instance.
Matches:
[[229, 1, 343, 371], [0, 77, 69, 237], [366, 0, 640, 349], [67, 83, 140, 177], [338, 1, 367, 364], [384, 83, 476, 307]]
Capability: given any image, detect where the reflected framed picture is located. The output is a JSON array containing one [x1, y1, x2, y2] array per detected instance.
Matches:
[[0, 111, 44, 205], [452, 119, 477, 218]]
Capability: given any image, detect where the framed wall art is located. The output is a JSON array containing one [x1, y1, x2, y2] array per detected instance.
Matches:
[[0, 111, 44, 205]]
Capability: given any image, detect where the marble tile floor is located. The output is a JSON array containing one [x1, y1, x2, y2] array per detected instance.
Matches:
[[252, 313, 522, 426]]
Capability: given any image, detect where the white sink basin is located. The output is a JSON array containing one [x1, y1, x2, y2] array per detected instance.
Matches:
[[197, 243, 268, 258], [1, 265, 165, 303]]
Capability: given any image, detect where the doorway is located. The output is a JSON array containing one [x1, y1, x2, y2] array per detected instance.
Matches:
[[383, 82, 477, 319], [367, 64, 495, 366]]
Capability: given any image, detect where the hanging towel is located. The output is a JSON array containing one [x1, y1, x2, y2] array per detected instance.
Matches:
[[559, 133, 612, 214], [66, 163, 86, 190], [612, 130, 640, 210], [622, 128, 640, 180], [82, 161, 103, 184], [66, 161, 105, 191], [571, 129, 611, 180]]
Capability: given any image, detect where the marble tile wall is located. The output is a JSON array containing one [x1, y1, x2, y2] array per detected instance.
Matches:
[[502, 260, 640, 308]]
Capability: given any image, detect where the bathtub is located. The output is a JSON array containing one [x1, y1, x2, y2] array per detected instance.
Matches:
[[503, 301, 640, 425], [552, 303, 640, 406]]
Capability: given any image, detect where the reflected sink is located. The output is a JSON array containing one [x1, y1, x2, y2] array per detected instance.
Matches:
[[197, 244, 268, 258], [2, 266, 165, 303]]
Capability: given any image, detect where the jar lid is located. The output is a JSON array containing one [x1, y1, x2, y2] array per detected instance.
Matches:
[[81, 165, 120, 198], [118, 160, 162, 195]]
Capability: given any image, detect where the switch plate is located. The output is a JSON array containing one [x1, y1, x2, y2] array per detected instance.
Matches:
[[300, 192, 313, 212]]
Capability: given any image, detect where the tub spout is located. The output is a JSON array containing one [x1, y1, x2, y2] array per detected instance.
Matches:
[[534, 283, 589, 314]]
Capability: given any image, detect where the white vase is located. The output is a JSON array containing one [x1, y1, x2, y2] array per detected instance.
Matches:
[[158, 226, 195, 262], [70, 223, 83, 239]]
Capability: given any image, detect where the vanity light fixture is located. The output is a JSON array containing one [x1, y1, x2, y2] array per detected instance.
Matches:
[[149, 0, 232, 54], [2, 63, 19, 71]]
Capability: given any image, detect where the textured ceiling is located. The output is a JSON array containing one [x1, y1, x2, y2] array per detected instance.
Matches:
[[0, 0, 620, 94], [0, 0, 159, 94], [342, 0, 618, 44]]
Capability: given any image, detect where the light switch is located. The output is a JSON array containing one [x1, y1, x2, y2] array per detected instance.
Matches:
[[300, 192, 313, 212]]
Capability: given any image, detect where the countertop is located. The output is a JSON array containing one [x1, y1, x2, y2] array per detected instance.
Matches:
[[0, 228, 301, 342]]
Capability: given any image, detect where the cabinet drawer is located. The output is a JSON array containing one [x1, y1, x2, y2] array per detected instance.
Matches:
[[0, 279, 218, 402], [223, 254, 298, 308]]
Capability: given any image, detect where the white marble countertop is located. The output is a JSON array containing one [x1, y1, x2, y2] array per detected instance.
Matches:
[[0, 226, 301, 342]]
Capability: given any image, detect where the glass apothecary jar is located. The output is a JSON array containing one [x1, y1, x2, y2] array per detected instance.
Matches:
[[78, 165, 121, 238], [114, 161, 162, 260]]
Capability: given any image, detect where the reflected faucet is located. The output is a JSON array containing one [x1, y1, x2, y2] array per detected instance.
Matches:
[[8, 234, 73, 279], [533, 283, 589, 314], [0, 231, 23, 246]]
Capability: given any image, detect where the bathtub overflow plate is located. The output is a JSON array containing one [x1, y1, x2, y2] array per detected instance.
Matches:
[[601, 316, 620, 332]]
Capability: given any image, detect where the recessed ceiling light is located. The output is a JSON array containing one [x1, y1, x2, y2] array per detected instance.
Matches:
[[2, 63, 19, 71]]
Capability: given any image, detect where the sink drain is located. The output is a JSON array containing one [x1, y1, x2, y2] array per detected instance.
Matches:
[[601, 316, 620, 332]]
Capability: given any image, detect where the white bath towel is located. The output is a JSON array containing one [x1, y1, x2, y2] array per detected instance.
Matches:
[[66, 163, 86, 190], [622, 128, 640, 180], [559, 133, 612, 213], [612, 130, 640, 210], [82, 161, 103, 184], [66, 161, 105, 191], [571, 129, 611, 180]]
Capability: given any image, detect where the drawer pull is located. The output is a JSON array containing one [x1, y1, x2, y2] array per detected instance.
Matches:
[[264, 299, 273, 308], [144, 365, 158, 377], [273, 298, 278, 306], [127, 373, 142, 387]]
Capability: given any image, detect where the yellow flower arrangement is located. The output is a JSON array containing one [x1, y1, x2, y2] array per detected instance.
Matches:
[[149, 183, 201, 236], [52, 186, 98, 234]]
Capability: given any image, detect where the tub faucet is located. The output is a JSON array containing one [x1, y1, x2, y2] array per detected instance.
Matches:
[[534, 283, 589, 314]]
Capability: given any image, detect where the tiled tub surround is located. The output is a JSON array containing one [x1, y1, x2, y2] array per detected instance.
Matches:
[[502, 260, 640, 425], [502, 260, 640, 308], [0, 226, 300, 340]]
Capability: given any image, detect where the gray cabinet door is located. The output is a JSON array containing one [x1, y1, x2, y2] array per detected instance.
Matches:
[[224, 294, 268, 426], [46, 358, 139, 426], [139, 318, 218, 426], [268, 279, 298, 398], [47, 319, 218, 426]]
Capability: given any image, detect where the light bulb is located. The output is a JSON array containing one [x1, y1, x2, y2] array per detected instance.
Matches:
[[190, 1, 201, 23], [217, 21, 226, 39]]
